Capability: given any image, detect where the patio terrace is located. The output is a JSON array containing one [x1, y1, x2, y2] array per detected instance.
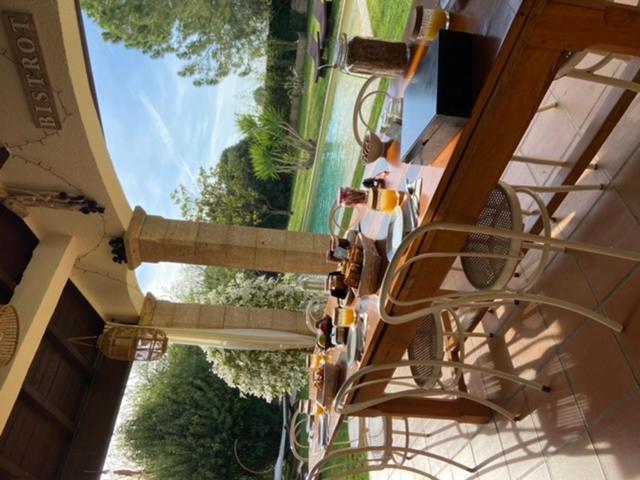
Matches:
[[368, 55, 640, 480]]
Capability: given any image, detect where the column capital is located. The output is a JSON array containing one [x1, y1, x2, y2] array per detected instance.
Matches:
[[139, 292, 157, 326], [124, 206, 147, 270]]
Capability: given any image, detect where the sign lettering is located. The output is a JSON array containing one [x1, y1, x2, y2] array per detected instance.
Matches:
[[2, 11, 61, 130]]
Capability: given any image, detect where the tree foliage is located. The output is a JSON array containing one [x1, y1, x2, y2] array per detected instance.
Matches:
[[171, 139, 292, 229], [82, 0, 270, 85], [122, 345, 281, 479], [199, 273, 314, 400], [237, 107, 315, 180], [207, 272, 315, 311], [207, 349, 307, 402]]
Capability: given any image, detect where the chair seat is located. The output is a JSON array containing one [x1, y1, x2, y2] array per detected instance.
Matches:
[[461, 184, 519, 289], [407, 314, 444, 389]]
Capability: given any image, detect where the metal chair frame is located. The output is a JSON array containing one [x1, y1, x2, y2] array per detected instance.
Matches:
[[305, 414, 475, 480], [378, 185, 640, 332], [330, 304, 546, 424]]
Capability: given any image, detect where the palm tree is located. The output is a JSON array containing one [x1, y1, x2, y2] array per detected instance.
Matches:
[[237, 107, 315, 180]]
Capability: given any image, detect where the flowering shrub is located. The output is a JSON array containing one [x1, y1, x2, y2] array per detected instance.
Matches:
[[207, 272, 315, 311], [206, 348, 307, 401], [204, 272, 315, 400]]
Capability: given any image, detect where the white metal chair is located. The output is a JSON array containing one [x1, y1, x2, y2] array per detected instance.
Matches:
[[378, 182, 640, 332], [352, 76, 399, 163], [555, 50, 640, 93], [305, 414, 476, 480], [333, 308, 549, 423], [327, 201, 364, 237]]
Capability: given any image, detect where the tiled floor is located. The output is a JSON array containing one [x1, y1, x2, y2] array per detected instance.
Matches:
[[363, 61, 640, 480]]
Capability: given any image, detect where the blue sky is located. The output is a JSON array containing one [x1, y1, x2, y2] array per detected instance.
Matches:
[[83, 15, 262, 295]]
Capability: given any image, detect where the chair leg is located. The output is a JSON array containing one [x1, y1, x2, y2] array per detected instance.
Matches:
[[511, 184, 604, 193], [565, 69, 640, 93], [512, 155, 597, 170], [439, 291, 624, 332], [536, 101, 559, 113], [443, 330, 493, 338]]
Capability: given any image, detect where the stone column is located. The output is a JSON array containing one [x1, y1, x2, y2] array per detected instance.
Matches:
[[124, 207, 332, 275], [139, 294, 312, 337]]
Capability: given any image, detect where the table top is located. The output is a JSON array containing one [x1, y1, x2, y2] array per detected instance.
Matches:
[[308, 0, 522, 466], [307, 0, 640, 470]]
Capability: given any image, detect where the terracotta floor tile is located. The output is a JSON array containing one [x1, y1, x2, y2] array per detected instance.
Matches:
[[462, 335, 525, 406], [424, 420, 461, 480], [474, 336, 525, 404], [548, 166, 608, 241], [469, 421, 512, 480], [612, 148, 640, 222], [570, 190, 640, 302], [551, 56, 614, 129], [525, 162, 562, 190], [545, 430, 605, 480], [603, 269, 640, 381], [590, 391, 640, 480], [533, 254, 596, 347], [524, 353, 586, 454], [517, 102, 579, 183], [595, 94, 640, 181], [501, 304, 558, 381], [557, 320, 637, 425], [520, 461, 552, 480], [502, 161, 538, 191], [496, 391, 547, 480], [448, 437, 478, 480]]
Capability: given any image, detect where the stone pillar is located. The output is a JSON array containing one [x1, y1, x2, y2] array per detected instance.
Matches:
[[124, 207, 331, 275], [139, 294, 312, 337]]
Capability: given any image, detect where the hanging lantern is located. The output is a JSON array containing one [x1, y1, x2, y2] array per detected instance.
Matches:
[[0, 305, 19, 367], [97, 326, 168, 362]]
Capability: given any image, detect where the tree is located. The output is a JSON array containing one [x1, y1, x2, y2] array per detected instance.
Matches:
[[122, 345, 280, 480], [207, 348, 307, 402], [207, 272, 314, 311], [253, 86, 268, 107], [204, 273, 315, 400], [82, 0, 270, 86], [171, 139, 292, 228], [237, 107, 315, 180]]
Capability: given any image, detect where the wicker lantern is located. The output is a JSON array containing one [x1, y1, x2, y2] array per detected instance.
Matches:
[[0, 305, 19, 367], [97, 326, 168, 362]]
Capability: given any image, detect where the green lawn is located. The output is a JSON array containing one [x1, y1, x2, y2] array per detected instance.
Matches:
[[319, 422, 369, 480], [288, 0, 413, 233], [366, 0, 413, 38]]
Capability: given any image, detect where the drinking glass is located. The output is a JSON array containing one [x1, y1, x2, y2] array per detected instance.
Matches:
[[368, 188, 407, 214], [338, 187, 368, 206], [307, 353, 328, 369], [335, 307, 357, 328], [414, 8, 450, 42]]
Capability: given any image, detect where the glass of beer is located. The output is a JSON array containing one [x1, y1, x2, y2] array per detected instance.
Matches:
[[368, 188, 407, 214], [413, 8, 450, 42], [334, 306, 357, 328], [307, 353, 328, 369]]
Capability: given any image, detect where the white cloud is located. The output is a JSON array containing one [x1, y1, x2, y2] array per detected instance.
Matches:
[[139, 93, 175, 158], [135, 262, 186, 297], [139, 92, 198, 187]]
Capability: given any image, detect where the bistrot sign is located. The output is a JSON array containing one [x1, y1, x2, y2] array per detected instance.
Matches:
[[2, 11, 62, 130]]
